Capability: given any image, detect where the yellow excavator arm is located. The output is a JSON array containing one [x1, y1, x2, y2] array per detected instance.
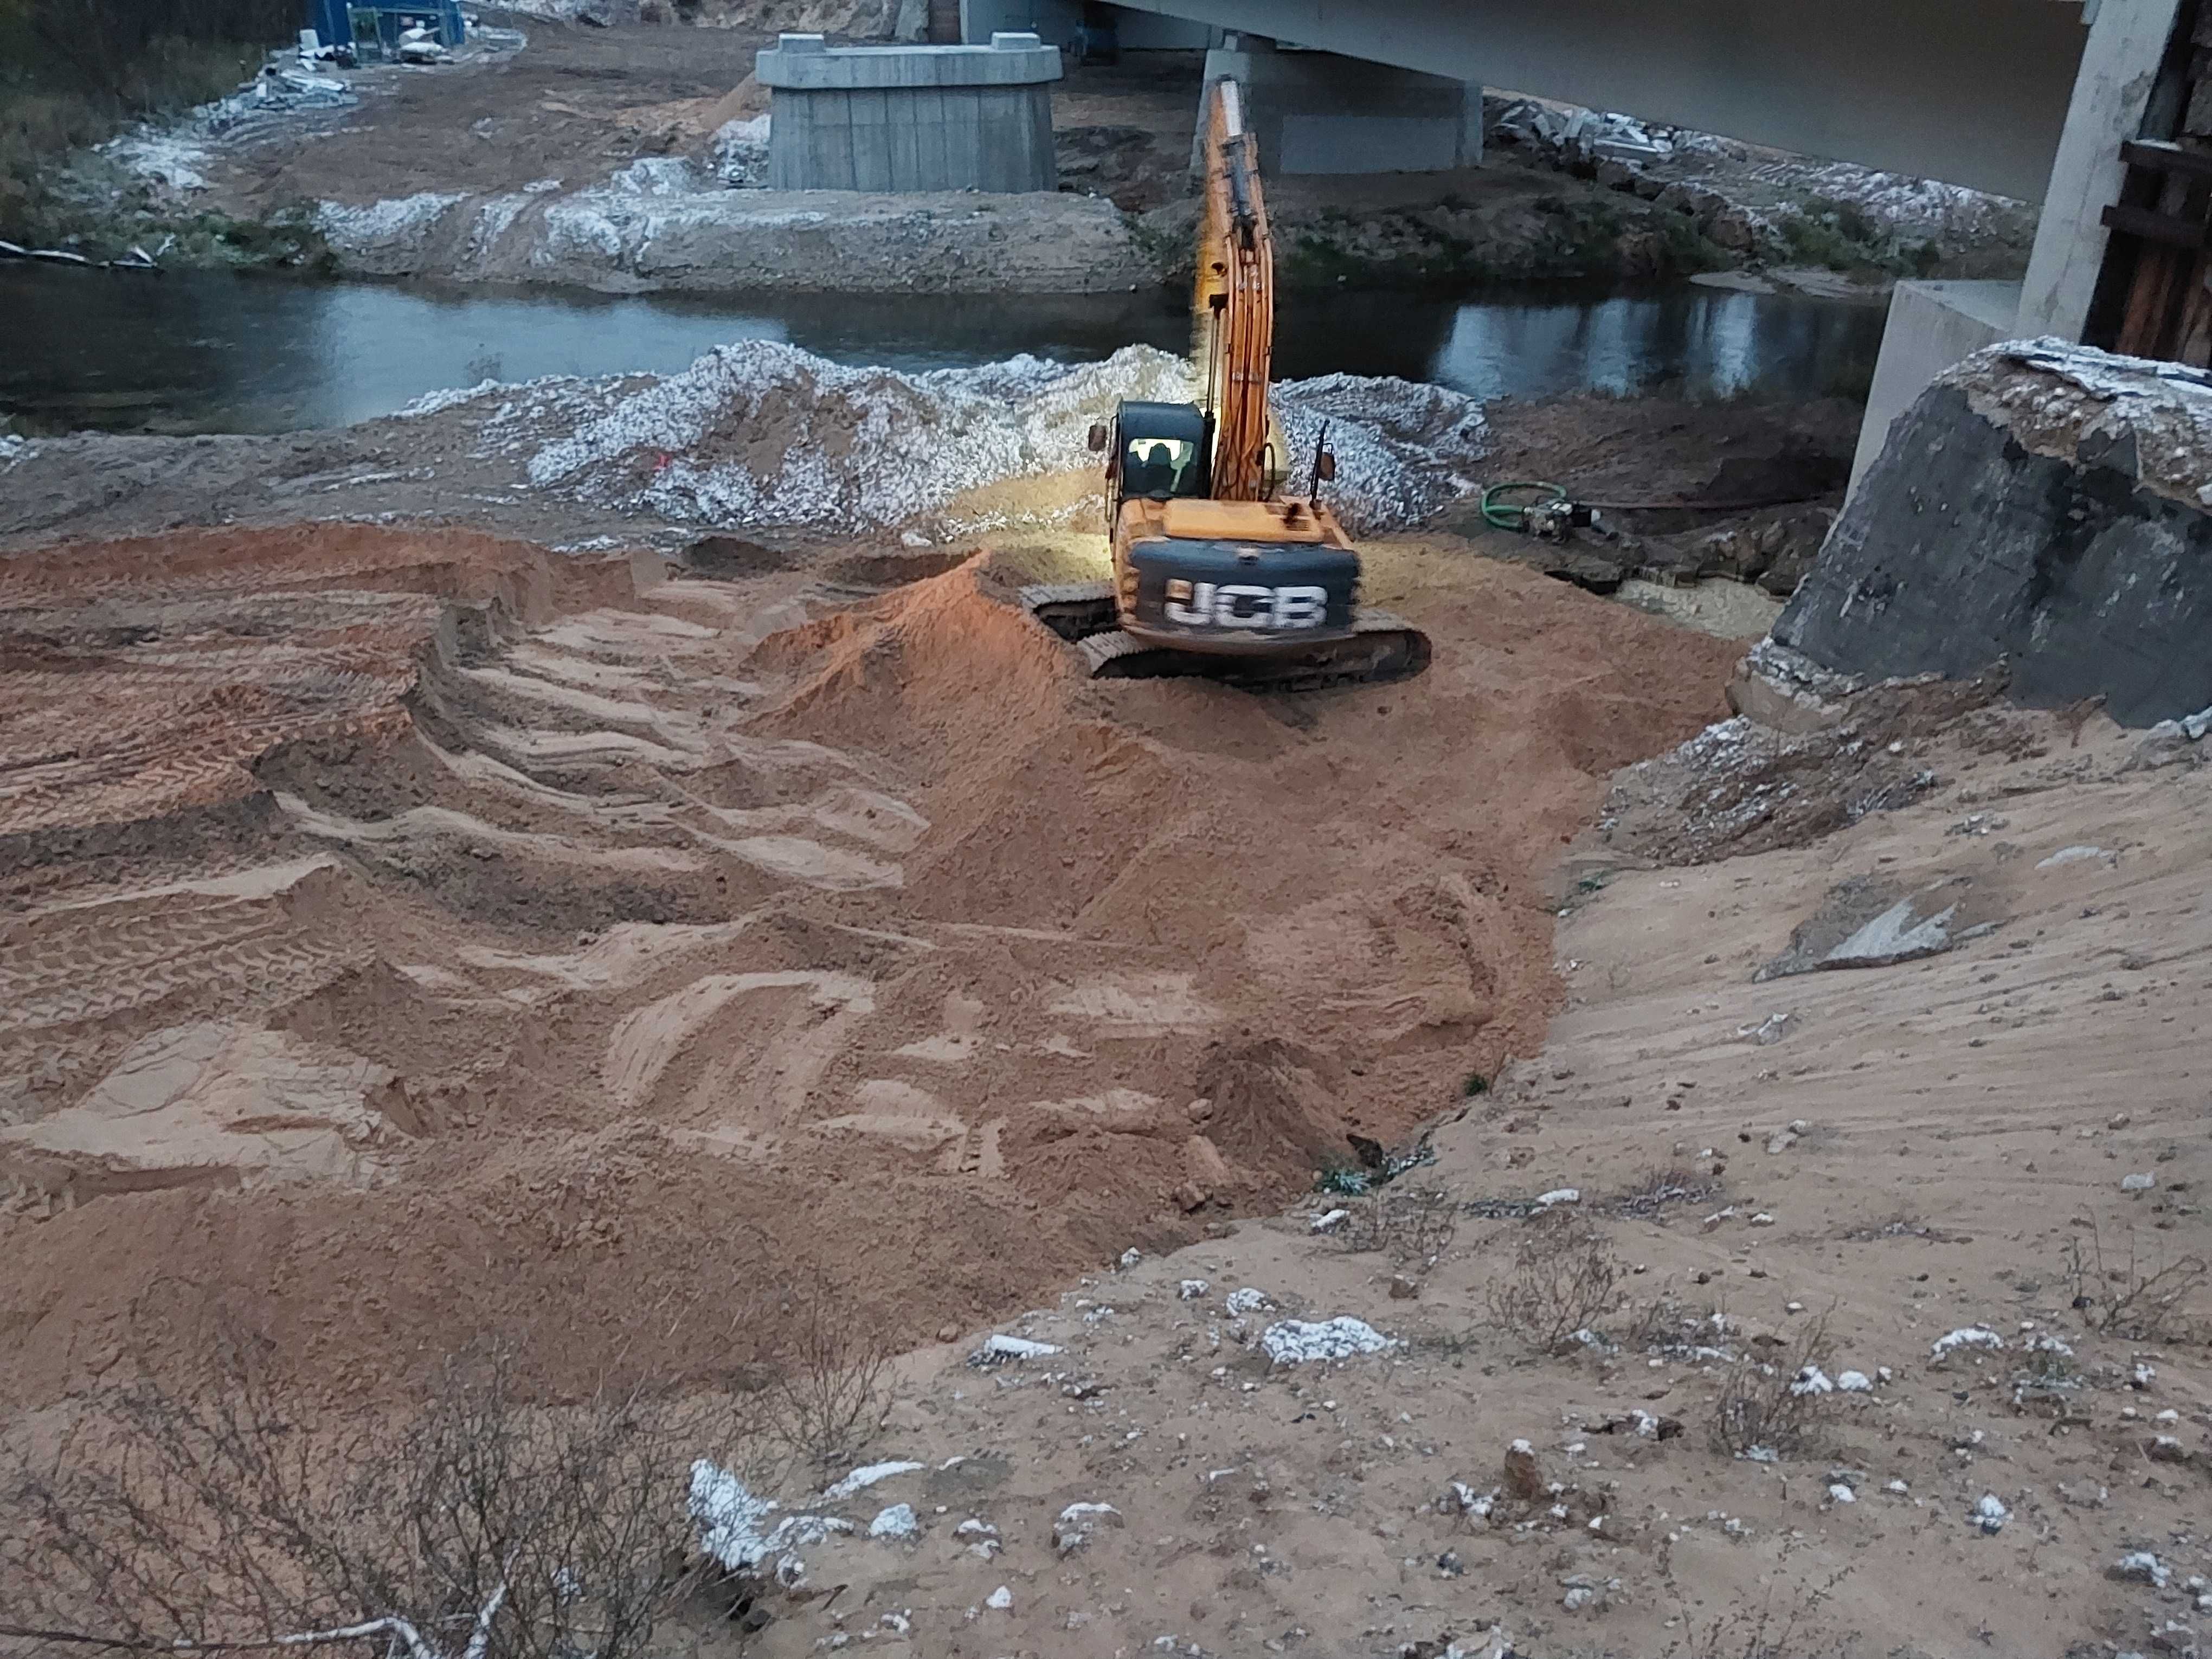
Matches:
[[1194, 79, 1276, 503]]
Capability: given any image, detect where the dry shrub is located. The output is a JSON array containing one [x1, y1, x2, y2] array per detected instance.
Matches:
[[1484, 1211, 1625, 1352], [2064, 1218, 2209, 1340], [755, 1274, 892, 1471], [0, 1337, 733, 1659], [1708, 1309, 1839, 1457], [1339, 1185, 1459, 1271]]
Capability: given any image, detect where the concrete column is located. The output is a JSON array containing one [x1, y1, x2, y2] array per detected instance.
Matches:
[[2017, 0, 2183, 340], [1848, 280, 2025, 490], [1192, 36, 1481, 176]]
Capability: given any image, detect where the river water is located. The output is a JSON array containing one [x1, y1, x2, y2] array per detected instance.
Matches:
[[0, 264, 1883, 434]]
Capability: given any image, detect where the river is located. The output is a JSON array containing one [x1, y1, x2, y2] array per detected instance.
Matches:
[[0, 264, 1883, 434]]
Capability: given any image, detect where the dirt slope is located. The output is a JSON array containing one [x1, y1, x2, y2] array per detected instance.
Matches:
[[0, 522, 1738, 1410], [696, 713, 2212, 1659]]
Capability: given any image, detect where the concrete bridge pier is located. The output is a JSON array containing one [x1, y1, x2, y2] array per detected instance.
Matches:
[[757, 31, 1063, 194], [1194, 35, 1481, 175]]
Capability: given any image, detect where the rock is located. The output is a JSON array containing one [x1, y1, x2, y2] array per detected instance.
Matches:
[[1053, 1501, 1123, 1553], [1390, 1274, 1420, 1300], [2112, 1552, 2174, 1587], [1774, 340, 2212, 728], [2146, 1436, 2190, 1464], [968, 1334, 1060, 1367], [868, 1503, 917, 1540], [1178, 1278, 1211, 1300], [1503, 1439, 1545, 1502], [2123, 1173, 2157, 1192], [1535, 1187, 1580, 1207], [1261, 1317, 1395, 1364], [936, 1321, 960, 1343], [1973, 1494, 2008, 1534], [1310, 1207, 1351, 1232], [985, 1585, 1013, 1611], [1224, 1287, 1274, 1316]]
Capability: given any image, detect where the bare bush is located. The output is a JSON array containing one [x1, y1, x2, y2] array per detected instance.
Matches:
[[2063, 1219, 2208, 1340], [1483, 1212, 1625, 1352], [1338, 1185, 1459, 1272], [755, 1274, 891, 1471], [1708, 1310, 1840, 1457], [0, 1339, 733, 1659]]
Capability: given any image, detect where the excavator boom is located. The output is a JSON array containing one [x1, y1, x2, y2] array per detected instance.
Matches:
[[1195, 80, 1275, 503]]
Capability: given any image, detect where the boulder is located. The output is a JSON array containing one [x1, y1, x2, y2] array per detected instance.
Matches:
[[1776, 340, 2212, 726]]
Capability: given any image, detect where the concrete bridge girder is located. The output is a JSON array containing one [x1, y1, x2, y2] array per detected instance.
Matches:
[[1106, 0, 2090, 201]]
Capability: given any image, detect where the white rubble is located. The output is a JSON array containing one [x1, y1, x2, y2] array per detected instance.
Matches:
[[868, 1502, 918, 1540], [1932, 1327, 2004, 1357], [1053, 1501, 1123, 1553], [969, 1333, 1060, 1366], [1178, 1278, 1211, 1300], [1224, 1288, 1274, 1316], [688, 1461, 851, 1581], [821, 1459, 924, 1500], [1534, 1187, 1581, 1207], [500, 340, 1483, 536], [1261, 1317, 1396, 1364]]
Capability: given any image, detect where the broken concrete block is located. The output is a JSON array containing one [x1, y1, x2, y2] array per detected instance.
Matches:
[[1777, 340, 2212, 728]]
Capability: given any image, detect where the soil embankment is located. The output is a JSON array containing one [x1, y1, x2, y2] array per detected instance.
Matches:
[[0, 520, 1739, 1409], [703, 696, 2209, 1659]]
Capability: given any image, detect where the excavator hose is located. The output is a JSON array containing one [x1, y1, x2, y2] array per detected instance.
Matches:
[[1479, 481, 1570, 532]]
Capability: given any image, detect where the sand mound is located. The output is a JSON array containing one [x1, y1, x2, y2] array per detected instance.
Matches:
[[1191, 1038, 1358, 1186], [0, 520, 1742, 1414], [501, 341, 1486, 535]]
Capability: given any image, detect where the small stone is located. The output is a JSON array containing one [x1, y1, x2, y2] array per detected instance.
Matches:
[[1179, 1278, 1211, 1300], [1438, 1550, 1465, 1576], [869, 1503, 918, 1540], [1828, 1483, 1856, 1504], [936, 1322, 960, 1343], [1389, 1274, 1420, 1300], [2121, 1173, 2157, 1192], [1973, 1494, 2008, 1534], [985, 1586, 1013, 1611]]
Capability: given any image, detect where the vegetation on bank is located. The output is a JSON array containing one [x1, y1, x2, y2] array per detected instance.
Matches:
[[0, 0, 288, 242]]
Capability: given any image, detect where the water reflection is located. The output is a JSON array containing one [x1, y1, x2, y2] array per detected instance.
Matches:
[[0, 265, 1883, 435]]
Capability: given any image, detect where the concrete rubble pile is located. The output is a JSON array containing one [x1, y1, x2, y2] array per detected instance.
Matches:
[[419, 340, 1490, 535]]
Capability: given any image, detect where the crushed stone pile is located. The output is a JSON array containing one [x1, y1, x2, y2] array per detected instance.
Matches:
[[495, 341, 1484, 535]]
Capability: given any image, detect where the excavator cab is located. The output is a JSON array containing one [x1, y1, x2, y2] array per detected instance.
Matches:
[[1088, 401, 1211, 517]]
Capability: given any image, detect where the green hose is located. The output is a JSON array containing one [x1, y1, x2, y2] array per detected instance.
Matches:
[[1480, 481, 1569, 532]]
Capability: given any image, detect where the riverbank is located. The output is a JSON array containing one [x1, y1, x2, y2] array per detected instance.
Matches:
[[17, 13, 2035, 297]]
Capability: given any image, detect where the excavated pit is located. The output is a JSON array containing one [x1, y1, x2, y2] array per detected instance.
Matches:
[[0, 520, 1739, 1405]]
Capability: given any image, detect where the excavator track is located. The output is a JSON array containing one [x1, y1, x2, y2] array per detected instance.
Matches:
[[1020, 584, 1431, 693]]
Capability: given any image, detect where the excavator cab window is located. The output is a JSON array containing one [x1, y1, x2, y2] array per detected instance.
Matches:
[[1121, 435, 1201, 500]]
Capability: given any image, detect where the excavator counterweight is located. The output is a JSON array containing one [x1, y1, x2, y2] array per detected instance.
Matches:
[[1024, 79, 1430, 693]]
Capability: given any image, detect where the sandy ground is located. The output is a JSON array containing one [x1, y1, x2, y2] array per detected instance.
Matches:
[[673, 708, 2211, 1659], [0, 519, 1739, 1414]]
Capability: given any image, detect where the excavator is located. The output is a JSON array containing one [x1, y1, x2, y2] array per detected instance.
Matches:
[[1020, 80, 1431, 691]]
